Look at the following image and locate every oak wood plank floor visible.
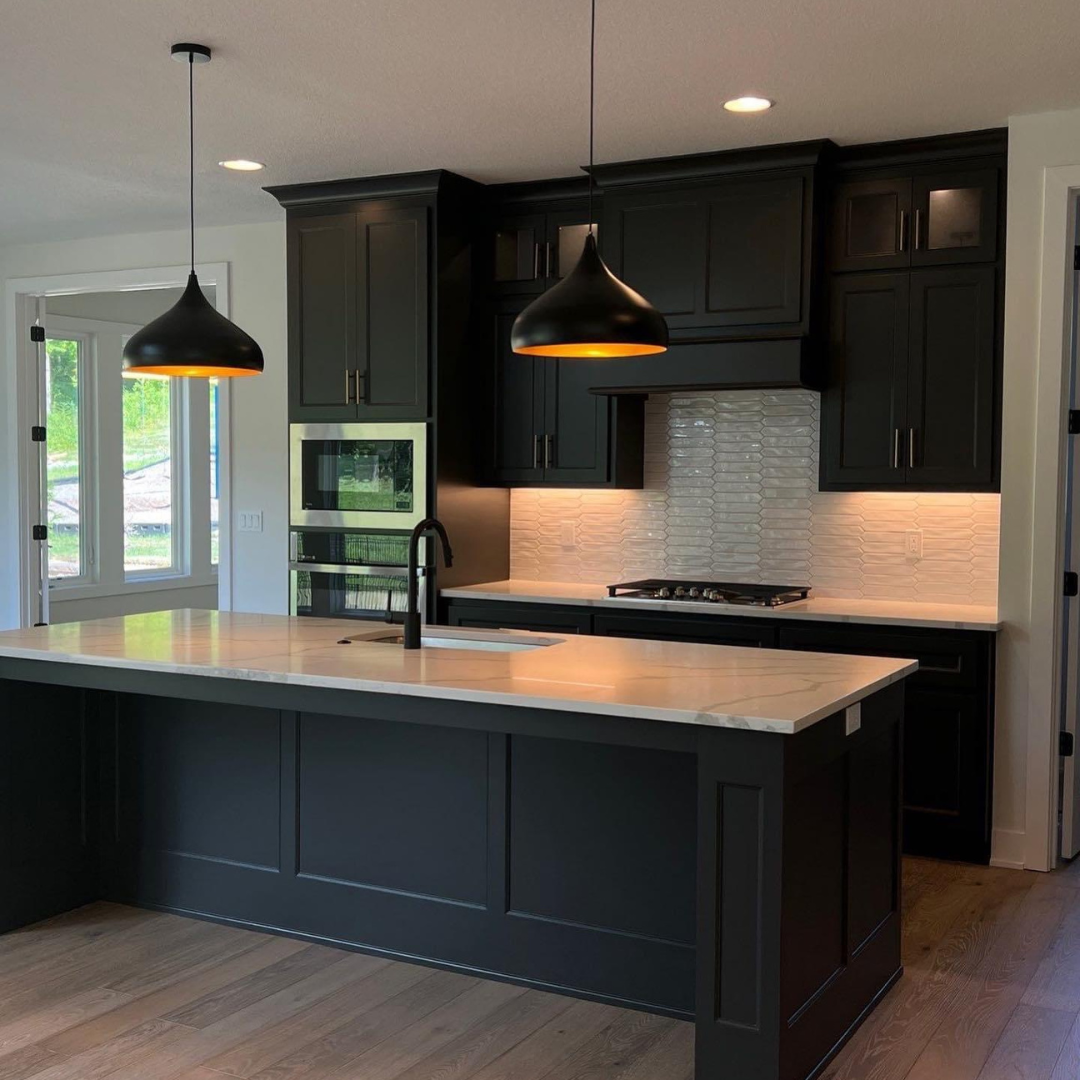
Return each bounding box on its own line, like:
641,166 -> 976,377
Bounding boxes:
2,858 -> 1079,1080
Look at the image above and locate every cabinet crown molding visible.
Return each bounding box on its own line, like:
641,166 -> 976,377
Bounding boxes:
266,169 -> 479,208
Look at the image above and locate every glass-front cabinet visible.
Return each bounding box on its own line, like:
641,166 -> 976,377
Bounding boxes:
831,168 -> 998,272
492,209 -> 599,294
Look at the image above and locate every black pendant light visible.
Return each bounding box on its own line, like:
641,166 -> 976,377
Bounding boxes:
511,0 -> 667,359
123,44 -> 263,378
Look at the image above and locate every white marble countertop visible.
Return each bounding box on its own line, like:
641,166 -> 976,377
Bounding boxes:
440,580 -> 1002,631
0,610 -> 916,735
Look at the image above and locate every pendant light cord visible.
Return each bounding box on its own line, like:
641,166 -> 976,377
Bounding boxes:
188,52 -> 195,274
587,0 -> 596,235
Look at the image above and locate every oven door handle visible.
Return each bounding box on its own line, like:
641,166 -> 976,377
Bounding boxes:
288,562 -> 428,576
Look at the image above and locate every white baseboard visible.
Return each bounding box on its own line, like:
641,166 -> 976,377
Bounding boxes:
990,827 -> 1028,870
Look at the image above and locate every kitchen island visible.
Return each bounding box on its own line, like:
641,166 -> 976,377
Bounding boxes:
0,610 -> 915,1080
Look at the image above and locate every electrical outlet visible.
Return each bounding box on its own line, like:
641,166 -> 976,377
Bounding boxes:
845,702 -> 862,736
905,529 -> 923,560
560,521 -> 576,547
238,511 -> 263,533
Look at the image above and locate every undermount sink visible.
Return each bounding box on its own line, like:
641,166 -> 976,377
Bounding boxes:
354,629 -> 564,653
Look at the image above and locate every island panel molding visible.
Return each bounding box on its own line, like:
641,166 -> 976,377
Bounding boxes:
0,610 -> 909,1080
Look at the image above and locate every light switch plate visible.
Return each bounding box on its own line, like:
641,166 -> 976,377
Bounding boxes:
845,701 -> 862,736
905,529 -> 923,560
238,511 -> 263,533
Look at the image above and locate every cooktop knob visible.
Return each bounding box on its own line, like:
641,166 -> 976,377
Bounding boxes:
674,586 -> 687,598
658,587 -> 672,599
689,587 -> 701,599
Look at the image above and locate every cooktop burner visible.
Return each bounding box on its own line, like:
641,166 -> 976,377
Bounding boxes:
606,580 -> 811,607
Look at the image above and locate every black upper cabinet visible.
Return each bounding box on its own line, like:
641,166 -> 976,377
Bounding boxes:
831,168 -> 999,272
821,267 -> 996,490
603,174 -> 810,340
906,267 -> 996,487
287,213 -> 358,422
283,200 -> 429,422
355,205 -> 428,419
822,273 -> 911,487
488,301 -> 643,488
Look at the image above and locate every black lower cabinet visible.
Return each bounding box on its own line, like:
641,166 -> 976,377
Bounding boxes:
440,597 -> 996,863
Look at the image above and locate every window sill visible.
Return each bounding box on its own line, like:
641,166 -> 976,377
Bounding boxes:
49,574 -> 219,602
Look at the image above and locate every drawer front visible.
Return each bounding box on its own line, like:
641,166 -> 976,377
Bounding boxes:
775,625 -> 982,691
443,602 -> 592,635
593,613 -> 777,649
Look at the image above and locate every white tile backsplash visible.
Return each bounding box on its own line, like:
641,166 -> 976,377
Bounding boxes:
510,390 -> 999,606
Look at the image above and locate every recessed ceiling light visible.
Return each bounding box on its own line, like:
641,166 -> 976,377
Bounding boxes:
723,96 -> 774,114
218,159 -> 265,171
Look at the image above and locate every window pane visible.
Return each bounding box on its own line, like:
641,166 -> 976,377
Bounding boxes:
45,338 -> 82,579
123,373 -> 173,572
210,378 -> 220,566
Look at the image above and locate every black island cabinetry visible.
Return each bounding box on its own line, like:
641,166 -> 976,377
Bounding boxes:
0,625 -> 908,1080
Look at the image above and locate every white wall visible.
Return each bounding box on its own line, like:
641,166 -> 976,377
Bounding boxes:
996,106 -> 1080,869
0,220 -> 288,628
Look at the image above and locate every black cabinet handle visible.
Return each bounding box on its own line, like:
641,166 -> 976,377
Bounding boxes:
344,369 -> 352,404
899,210 -> 909,253
544,434 -> 553,470
533,435 -> 541,470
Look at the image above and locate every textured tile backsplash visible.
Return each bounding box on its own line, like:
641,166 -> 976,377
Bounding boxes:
510,390 -> 999,606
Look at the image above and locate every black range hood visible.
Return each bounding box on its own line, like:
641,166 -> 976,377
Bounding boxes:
586,337 -> 822,395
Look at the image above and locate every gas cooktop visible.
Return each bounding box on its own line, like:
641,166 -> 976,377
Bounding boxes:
606,580 -> 811,607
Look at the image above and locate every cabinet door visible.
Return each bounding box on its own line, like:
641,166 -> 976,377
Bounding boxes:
912,169 -> 999,266
444,603 -> 592,634
830,179 -> 912,273
492,213 -> 547,296
593,613 -> 777,648
287,213 -> 357,422
906,267 -> 996,489
542,359 -> 611,485
356,205 -> 429,419
820,273 -> 910,488
604,190 -> 705,327
702,177 -> 805,330
491,307 -> 545,484
902,689 -> 991,863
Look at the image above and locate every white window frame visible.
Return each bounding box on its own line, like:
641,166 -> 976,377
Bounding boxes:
43,329 -> 96,587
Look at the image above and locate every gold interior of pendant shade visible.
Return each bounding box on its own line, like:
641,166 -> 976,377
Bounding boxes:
127,364 -> 263,378
513,342 -> 668,358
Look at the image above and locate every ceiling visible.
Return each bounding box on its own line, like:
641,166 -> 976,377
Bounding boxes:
3,0 -> 1080,245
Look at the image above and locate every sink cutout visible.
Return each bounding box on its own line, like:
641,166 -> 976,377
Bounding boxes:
355,630 -> 563,653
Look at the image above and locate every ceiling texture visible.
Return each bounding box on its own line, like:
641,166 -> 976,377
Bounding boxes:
3,0 -> 1080,245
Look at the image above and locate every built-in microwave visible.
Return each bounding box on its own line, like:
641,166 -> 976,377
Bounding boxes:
289,422 -> 428,531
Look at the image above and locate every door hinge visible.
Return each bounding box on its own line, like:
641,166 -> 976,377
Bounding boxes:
32,525 -> 47,541
1070,410 -> 1080,435
29,324 -> 45,343
1066,571 -> 1079,597
1062,731 -> 1075,757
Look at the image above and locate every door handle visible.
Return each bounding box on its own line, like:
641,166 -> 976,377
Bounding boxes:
914,209 -> 923,250
344,369 -> 352,404
533,243 -> 542,281
909,428 -> 917,469
533,434 -> 541,470
892,428 -> 902,470
544,434 -> 553,470
899,210 -> 909,253
354,369 -> 366,403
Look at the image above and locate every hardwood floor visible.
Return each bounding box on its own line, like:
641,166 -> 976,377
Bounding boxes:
0,859 -> 1077,1080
